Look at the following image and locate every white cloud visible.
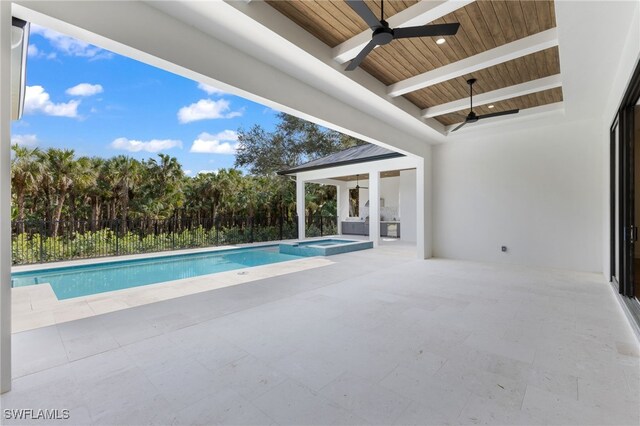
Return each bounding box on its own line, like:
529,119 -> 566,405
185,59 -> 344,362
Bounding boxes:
66,83 -> 104,97
184,170 -> 193,177
30,24 -> 113,60
190,130 -> 238,155
197,169 -> 219,175
11,134 -> 38,147
197,82 -> 226,96
24,86 -> 80,118
27,44 -> 56,60
210,129 -> 238,141
110,137 -> 182,153
27,44 -> 39,57
177,99 -> 242,124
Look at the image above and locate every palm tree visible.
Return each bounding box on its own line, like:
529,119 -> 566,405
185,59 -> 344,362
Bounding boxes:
84,157 -> 108,230
111,155 -> 141,232
67,156 -> 96,230
143,154 -> 184,220
43,149 -> 77,237
9,146 -> 340,244
11,145 -> 43,232
216,168 -> 243,224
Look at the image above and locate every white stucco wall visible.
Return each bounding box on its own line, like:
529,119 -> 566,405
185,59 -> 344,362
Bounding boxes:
380,176 -> 400,217
400,170 -> 417,243
432,118 -> 603,272
358,186 -> 368,219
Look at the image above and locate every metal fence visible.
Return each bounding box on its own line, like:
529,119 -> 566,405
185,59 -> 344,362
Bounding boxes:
11,214 -> 338,265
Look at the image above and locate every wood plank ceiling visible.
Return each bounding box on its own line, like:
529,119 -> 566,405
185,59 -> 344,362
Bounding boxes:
267,0 -> 562,129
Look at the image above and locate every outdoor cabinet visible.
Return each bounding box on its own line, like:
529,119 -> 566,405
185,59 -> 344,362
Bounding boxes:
380,222 -> 400,238
342,221 -> 400,237
341,221 -> 369,236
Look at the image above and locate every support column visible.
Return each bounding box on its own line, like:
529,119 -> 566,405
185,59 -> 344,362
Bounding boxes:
369,171 -> 380,247
336,183 -> 349,235
336,185 -> 341,235
296,177 -> 305,240
416,150 -> 432,259
1,0 -> 12,394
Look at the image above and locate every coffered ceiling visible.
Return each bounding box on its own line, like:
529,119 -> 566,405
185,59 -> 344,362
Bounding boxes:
267,0 -> 563,131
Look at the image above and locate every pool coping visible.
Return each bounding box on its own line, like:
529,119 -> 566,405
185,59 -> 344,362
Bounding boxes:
12,255 -> 335,333
11,236 -> 381,333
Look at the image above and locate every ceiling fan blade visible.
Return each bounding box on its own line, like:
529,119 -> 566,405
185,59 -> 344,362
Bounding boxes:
450,120 -> 468,132
393,23 -> 460,39
345,39 -> 377,71
477,109 -> 520,120
345,0 -> 382,29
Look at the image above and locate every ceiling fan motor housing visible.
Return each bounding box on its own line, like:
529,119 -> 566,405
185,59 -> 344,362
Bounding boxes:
373,26 -> 394,45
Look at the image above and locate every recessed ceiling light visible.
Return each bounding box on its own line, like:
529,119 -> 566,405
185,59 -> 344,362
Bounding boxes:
436,38 -> 446,45
488,104 -> 495,109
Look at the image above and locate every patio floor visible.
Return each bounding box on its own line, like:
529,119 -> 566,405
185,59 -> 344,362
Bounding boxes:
2,243 -> 639,425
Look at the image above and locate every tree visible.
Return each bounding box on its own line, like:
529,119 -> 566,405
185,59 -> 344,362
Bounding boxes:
67,156 -> 95,228
43,148 -> 78,237
85,157 -> 108,229
9,112 -> 357,237
10,145 -> 43,231
235,112 -> 364,175
137,154 -> 184,221
110,155 -> 141,231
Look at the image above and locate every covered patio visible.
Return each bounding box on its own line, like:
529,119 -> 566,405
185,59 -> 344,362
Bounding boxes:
0,0 -> 639,424
278,144 -> 422,255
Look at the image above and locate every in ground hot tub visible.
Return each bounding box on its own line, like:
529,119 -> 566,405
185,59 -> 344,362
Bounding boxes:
279,238 -> 373,256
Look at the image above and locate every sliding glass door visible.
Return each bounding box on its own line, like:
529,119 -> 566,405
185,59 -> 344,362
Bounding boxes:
611,59 -> 640,324
611,119 -> 620,285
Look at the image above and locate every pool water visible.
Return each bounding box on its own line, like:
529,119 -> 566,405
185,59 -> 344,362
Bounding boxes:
12,246 -> 302,300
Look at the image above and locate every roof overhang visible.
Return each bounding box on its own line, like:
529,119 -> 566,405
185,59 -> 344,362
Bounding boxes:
11,17 -> 29,121
277,150 -> 405,176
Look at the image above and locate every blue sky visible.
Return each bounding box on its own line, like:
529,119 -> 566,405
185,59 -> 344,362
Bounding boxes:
11,24 -> 280,176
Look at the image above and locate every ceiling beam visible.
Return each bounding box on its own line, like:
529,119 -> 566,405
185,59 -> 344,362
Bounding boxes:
444,102 -> 564,133
422,74 -> 562,118
332,0 -> 474,64
388,28 -> 559,97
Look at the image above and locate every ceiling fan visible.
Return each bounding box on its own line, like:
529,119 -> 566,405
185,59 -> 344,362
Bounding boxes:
451,78 -> 520,132
355,174 -> 368,190
345,0 -> 460,71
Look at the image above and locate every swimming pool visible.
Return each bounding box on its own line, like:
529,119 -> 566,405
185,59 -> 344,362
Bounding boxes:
12,246 -> 302,300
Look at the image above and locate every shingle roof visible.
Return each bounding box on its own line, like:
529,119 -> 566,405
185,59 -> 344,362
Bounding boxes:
277,144 -> 404,175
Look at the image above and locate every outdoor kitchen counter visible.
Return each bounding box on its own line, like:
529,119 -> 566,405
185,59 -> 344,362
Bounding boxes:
341,221 -> 400,237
